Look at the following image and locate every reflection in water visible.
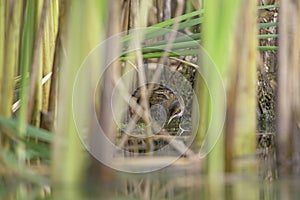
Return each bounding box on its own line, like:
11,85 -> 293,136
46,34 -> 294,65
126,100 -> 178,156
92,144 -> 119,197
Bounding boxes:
1,167 -> 300,199
79,166 -> 300,200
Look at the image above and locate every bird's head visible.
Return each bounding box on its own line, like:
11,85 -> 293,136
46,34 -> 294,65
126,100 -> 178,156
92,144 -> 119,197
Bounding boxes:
167,99 -> 184,125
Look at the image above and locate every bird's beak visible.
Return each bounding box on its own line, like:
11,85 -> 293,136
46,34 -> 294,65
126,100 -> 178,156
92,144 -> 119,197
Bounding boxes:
167,114 -> 178,125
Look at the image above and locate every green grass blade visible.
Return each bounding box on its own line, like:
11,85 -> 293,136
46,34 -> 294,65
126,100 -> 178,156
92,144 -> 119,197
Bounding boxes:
121,49 -> 200,60
258,4 -> 279,10
258,46 -> 278,51
152,9 -> 204,28
259,22 -> 278,28
143,33 -> 201,48
258,34 -> 278,39
25,140 -> 50,160
0,116 -> 52,142
141,40 -> 200,54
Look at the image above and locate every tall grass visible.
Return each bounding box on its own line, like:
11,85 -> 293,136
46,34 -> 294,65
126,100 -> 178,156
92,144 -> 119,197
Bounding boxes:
0,1 -> 56,198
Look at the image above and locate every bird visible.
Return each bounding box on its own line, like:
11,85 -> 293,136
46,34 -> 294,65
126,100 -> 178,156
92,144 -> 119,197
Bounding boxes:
128,83 -> 185,133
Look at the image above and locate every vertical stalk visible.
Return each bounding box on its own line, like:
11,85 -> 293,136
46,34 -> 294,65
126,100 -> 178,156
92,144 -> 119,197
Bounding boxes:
6,1 -> 28,198
0,0 -> 6,149
202,0 -> 241,199
41,6 -> 51,113
1,0 -> 22,118
1,0 -> 22,151
17,0 -> 35,163
52,0 -> 104,199
26,0 -> 48,123
277,0 -> 300,174
0,1 -> 4,103
225,1 -> 257,172
90,0 -> 121,184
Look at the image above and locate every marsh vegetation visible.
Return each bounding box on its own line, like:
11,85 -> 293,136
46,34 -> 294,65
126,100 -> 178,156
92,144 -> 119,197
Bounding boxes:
0,0 -> 300,199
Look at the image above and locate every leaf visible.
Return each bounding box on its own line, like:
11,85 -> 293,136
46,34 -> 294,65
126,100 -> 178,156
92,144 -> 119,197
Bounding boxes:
0,116 -> 52,142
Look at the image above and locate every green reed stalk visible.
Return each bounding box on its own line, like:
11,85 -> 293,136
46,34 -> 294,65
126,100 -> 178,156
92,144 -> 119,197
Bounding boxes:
51,1 -> 104,199
201,0 -> 241,199
17,0 -> 35,165
0,0 -> 22,154
1,1 -> 22,119
0,1 -> 4,103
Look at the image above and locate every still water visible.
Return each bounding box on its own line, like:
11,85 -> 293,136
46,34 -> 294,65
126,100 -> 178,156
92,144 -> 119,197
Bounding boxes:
51,163 -> 300,200
1,158 -> 300,199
